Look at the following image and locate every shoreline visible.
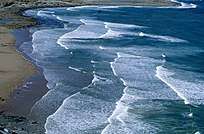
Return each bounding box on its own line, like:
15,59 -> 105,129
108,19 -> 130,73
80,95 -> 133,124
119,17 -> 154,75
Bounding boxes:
2,28 -> 49,117
0,0 -> 179,112
0,0 -> 179,133
0,26 -> 36,107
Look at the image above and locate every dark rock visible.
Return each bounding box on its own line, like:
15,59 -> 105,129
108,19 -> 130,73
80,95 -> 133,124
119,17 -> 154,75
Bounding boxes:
4,2 -> 15,7
14,116 -> 26,122
31,121 -> 38,124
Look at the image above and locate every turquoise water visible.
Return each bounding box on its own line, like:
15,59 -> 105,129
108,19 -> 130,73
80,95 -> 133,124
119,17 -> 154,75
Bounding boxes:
21,1 -> 204,133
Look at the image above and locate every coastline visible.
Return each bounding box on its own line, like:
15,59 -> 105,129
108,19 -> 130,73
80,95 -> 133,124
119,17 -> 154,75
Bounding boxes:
0,26 -> 36,106
0,0 -> 178,111
0,0 -> 180,133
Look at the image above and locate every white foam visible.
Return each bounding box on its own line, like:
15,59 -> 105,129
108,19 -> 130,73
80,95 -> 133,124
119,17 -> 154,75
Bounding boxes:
108,54 -> 137,129
137,32 -> 188,43
91,60 -> 98,63
68,66 -> 82,72
110,62 -> 117,76
102,21 -> 144,39
156,66 -> 204,105
180,2 -> 197,8
171,0 -> 197,8
120,78 -> 128,87
99,46 -> 106,50
66,4 -> 197,14
100,28 -> 122,38
110,52 -> 144,77
80,19 -> 102,25
188,112 -> 193,117
138,32 -> 145,37
98,6 -> 121,9
58,19 -> 105,40
37,10 -> 55,17
101,85 -> 129,134
110,53 -> 121,77
57,19 -> 105,49
100,21 -> 145,39
57,18 -> 144,45
56,38 -> 69,49
103,53 -> 164,134
45,92 -> 114,134
156,66 -> 189,104
194,131 -> 201,134
66,6 -> 98,11
117,52 -> 143,58
105,22 -> 145,29
92,73 -> 109,84
92,74 -> 100,84
162,53 -> 166,58
56,16 -> 64,21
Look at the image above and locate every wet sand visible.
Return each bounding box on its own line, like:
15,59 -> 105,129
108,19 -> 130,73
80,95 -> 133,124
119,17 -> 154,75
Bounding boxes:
0,28 -> 48,134
0,27 -> 36,107
0,0 -> 178,114
0,0 -> 179,133
1,28 -> 49,116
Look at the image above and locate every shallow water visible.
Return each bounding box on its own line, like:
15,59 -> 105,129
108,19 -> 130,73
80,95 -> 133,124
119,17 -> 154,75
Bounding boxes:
20,1 -> 204,133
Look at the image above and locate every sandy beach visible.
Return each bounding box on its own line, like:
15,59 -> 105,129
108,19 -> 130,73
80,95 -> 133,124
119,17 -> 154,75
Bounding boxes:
0,26 -> 36,106
0,0 -> 180,133
0,0 -> 178,112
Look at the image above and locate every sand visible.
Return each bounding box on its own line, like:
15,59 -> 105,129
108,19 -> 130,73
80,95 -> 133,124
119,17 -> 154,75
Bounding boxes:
0,0 -> 179,133
0,0 -> 178,107
0,26 -> 36,106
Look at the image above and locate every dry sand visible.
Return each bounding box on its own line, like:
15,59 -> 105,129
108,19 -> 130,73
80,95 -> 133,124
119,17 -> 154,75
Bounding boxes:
0,0 -> 178,106
0,0 -> 179,133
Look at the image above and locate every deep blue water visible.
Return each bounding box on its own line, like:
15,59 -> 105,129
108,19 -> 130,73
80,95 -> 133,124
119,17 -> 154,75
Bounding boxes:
20,1 -> 204,133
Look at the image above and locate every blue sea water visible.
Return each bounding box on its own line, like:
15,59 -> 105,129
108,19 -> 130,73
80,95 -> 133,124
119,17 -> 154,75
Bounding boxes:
20,1 -> 204,133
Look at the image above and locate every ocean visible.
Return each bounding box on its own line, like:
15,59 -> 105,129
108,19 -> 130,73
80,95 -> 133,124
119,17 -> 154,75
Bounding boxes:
19,0 -> 204,133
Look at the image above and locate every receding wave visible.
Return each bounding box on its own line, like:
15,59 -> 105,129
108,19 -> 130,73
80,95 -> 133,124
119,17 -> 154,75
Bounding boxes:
156,66 -> 204,105
37,10 -> 55,17
103,52 -> 180,133
66,3 -> 197,11
137,32 -> 188,43
56,19 -> 145,49
26,6 -> 202,134
67,5 -> 99,11
171,0 -> 197,8
68,66 -> 83,72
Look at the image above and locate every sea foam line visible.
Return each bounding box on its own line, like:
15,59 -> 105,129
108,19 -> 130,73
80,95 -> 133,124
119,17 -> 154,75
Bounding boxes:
56,19 -> 85,49
102,52 -> 149,133
37,10 -> 55,17
102,52 -> 132,133
155,65 -> 190,105
45,92 -> 81,133
56,38 -> 69,49
138,32 -> 188,43
110,53 -> 121,77
66,2 -> 197,12
57,18 -> 145,45
68,66 -> 83,72
67,6 -> 98,11
44,59 -> 105,133
171,0 -> 197,9
44,60 -> 103,132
